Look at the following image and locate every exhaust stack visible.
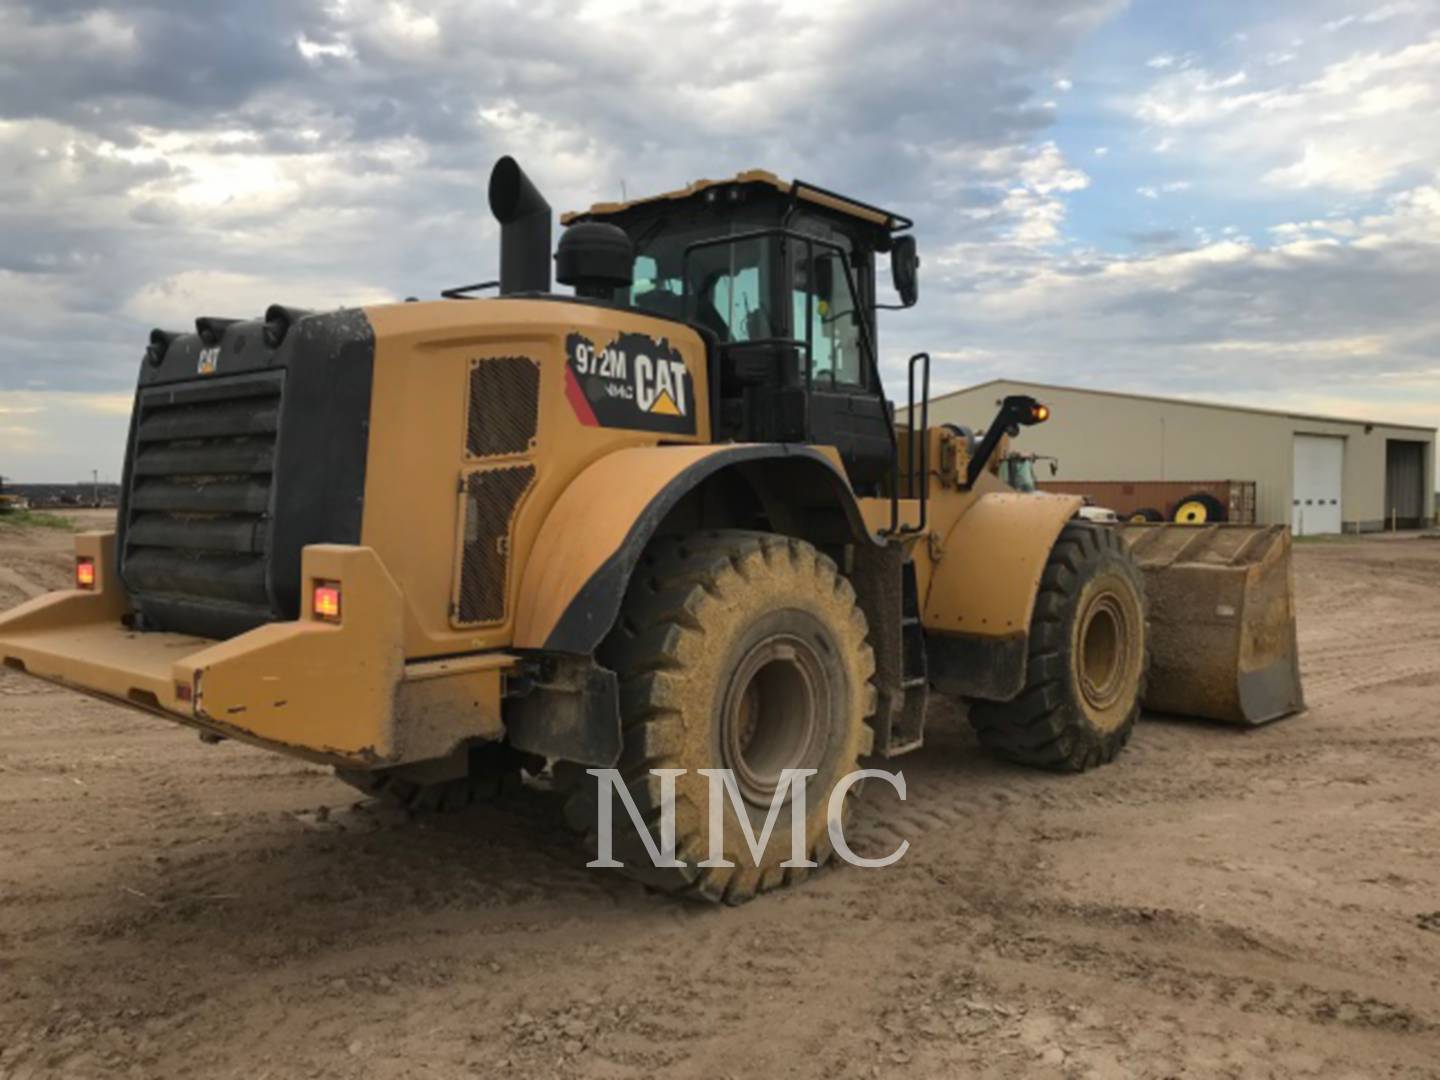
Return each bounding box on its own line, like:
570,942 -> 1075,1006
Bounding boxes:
488,156 -> 552,295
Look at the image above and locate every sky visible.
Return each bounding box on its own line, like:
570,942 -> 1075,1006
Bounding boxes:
1,0 -> 1438,481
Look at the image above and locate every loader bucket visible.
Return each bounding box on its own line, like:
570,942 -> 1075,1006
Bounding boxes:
1117,524 -> 1304,726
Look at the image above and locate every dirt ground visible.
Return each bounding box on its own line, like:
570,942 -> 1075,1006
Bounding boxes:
2,514 -> 1439,1079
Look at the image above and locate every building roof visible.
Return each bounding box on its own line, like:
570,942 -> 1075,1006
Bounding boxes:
562,169 -> 909,230
926,379 -> 1436,435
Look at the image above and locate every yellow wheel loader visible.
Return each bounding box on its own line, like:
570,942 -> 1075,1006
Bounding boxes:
0,158 -> 1303,903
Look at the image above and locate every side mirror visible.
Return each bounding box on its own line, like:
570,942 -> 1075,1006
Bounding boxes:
891,236 -> 919,308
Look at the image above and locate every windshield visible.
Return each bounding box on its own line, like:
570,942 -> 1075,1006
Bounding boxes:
1005,458 -> 1037,493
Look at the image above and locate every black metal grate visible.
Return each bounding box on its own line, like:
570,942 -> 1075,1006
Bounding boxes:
467,356 -> 539,457
121,372 -> 283,632
456,465 -> 535,624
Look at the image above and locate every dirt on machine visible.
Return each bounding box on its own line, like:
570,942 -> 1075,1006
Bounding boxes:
0,156 -> 1304,903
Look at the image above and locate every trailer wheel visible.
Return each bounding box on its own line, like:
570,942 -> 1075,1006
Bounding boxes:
565,530 -> 875,904
1173,492 -> 1227,524
968,522 -> 1147,772
336,743 -> 538,812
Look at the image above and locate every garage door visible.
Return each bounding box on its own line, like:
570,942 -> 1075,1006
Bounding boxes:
1292,434 -> 1343,535
1385,439 -> 1427,528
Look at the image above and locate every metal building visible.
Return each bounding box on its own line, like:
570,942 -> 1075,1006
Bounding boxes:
921,380 -> 1436,535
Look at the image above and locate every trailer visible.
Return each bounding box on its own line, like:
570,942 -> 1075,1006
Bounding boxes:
1038,479 -> 1257,525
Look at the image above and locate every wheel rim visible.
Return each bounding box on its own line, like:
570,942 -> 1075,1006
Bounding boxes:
1078,592 -> 1129,715
720,633 -> 830,808
1128,512 -> 1149,523
1175,500 -> 1208,524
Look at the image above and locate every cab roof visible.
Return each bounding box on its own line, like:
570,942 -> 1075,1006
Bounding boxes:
561,169 -> 912,232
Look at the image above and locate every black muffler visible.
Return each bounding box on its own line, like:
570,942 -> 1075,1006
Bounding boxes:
488,156 -> 552,295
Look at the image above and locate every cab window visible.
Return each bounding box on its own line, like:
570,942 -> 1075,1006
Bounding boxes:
626,229 -> 782,344
793,248 -> 864,386
687,236 -> 778,343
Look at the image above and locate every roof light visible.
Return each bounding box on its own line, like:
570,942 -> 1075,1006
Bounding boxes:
76,557 -> 96,590
313,582 -> 342,622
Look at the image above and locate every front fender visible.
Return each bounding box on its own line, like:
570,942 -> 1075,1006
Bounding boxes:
511,443 -> 869,654
923,491 -> 1082,702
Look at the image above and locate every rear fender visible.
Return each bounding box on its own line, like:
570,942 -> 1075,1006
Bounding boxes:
511,444 -> 873,655
923,491 -> 1082,702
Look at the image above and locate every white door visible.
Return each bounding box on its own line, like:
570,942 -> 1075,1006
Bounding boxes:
1292,435 -> 1343,535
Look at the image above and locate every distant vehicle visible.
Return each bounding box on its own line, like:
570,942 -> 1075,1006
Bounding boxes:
998,453 -> 1119,523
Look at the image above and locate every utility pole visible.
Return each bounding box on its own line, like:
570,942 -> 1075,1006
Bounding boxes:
92,469 -> 99,508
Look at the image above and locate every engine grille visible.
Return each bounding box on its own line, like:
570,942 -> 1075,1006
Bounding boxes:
455,465 -> 535,625
121,372 -> 284,632
467,356 -> 539,458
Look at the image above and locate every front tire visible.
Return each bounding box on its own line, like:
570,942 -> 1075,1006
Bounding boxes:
566,530 -> 876,904
968,522 -> 1147,772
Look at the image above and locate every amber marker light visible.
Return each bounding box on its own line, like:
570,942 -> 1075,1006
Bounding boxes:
75,557 -> 96,590
1033,403 -> 1051,423
313,582 -> 342,622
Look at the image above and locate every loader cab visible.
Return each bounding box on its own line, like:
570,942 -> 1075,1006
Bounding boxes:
563,172 -> 916,493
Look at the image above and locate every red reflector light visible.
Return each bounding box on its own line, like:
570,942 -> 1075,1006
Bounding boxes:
175,682 -> 193,702
75,557 -> 96,590
313,582 -> 342,622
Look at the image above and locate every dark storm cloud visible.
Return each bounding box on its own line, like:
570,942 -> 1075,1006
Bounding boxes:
0,0 -> 327,127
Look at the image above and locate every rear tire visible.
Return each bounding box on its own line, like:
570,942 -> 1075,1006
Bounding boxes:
968,522 -> 1147,772
565,530 -> 875,904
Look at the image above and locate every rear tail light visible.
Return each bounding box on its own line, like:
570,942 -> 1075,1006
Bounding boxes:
75,557 -> 96,590
313,582 -> 342,622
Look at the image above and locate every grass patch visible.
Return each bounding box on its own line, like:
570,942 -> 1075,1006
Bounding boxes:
0,509 -> 78,531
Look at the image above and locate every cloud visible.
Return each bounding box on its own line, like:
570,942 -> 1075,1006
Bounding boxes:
0,392 -> 133,480
0,0 -> 1436,480
1134,32 -> 1440,195
1135,180 -> 1190,199
913,172 -> 1440,437
1325,2 -> 1424,31
0,0 -> 1134,475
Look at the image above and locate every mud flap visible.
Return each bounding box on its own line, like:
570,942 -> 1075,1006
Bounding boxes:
505,657 -> 622,767
1119,524 -> 1305,725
